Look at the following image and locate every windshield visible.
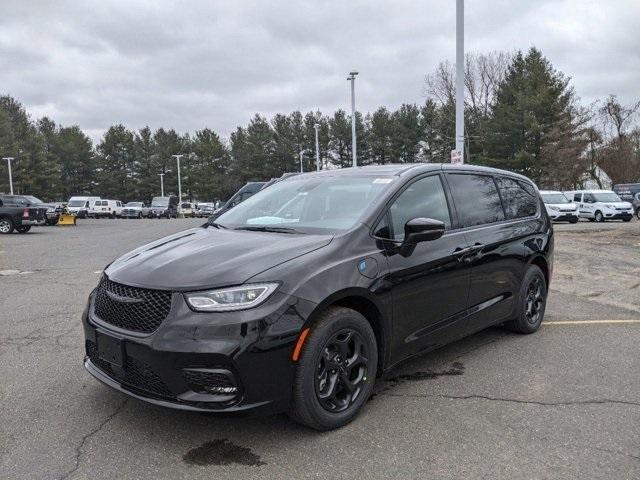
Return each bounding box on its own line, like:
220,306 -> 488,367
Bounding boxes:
215,175 -> 394,233
592,192 -> 622,202
126,202 -> 143,207
541,193 -> 569,204
151,197 -> 169,207
23,195 -> 44,204
68,200 -> 86,207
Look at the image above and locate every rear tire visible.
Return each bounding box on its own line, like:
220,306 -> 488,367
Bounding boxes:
289,306 -> 377,431
16,225 -> 31,233
636,209 -> 640,220
0,217 -> 15,234
504,264 -> 547,334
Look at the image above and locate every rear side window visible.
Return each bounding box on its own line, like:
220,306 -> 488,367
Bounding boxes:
573,193 -> 581,202
496,177 -> 538,219
387,175 -> 451,240
447,174 -> 505,227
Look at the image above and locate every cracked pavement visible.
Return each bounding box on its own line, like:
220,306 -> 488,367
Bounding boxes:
1,219 -> 639,479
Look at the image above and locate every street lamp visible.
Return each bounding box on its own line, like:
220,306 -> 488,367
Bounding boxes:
171,154 -> 184,217
454,0 -> 465,163
314,123 -> 321,171
157,173 -> 165,197
2,157 -> 14,195
347,71 -> 358,167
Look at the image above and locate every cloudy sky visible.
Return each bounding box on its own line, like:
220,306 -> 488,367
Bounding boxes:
2,0 -> 639,142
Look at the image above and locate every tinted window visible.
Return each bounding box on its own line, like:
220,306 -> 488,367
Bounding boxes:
573,193 -> 581,202
447,174 -> 505,227
496,177 -> 538,219
388,175 -> 451,241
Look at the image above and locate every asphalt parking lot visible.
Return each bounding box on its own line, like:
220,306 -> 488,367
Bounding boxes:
1,219 -> 639,479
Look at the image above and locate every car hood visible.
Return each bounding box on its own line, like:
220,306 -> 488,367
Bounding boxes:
105,227 -> 333,291
605,202 -> 633,208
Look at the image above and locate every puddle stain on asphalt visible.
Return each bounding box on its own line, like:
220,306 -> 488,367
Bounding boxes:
370,362 -> 465,401
183,439 -> 266,467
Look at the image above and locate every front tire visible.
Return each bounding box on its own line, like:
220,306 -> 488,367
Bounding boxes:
504,264 -> 547,334
289,306 -> 377,431
569,218 -> 578,224
594,210 -> 604,222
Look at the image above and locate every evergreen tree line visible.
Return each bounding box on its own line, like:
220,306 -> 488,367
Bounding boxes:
1,47 -> 638,203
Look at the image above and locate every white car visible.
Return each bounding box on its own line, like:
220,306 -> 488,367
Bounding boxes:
67,196 -> 101,218
564,190 -> 633,222
90,199 -> 123,218
539,190 -> 579,223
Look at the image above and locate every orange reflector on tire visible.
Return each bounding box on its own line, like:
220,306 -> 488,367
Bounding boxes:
292,328 -> 310,362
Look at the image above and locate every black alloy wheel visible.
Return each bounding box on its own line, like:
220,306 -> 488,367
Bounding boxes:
504,264 -> 547,334
290,306 -> 377,431
524,275 -> 544,326
315,329 -> 369,413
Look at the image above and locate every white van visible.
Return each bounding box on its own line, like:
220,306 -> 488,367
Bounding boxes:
67,196 -> 100,218
90,199 -> 124,218
539,190 -> 579,223
564,190 -> 633,222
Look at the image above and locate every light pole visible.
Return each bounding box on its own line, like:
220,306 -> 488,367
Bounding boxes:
2,157 -> 14,195
314,123 -> 321,171
455,0 -> 465,163
347,71 -> 358,167
172,154 -> 184,217
157,173 -> 165,197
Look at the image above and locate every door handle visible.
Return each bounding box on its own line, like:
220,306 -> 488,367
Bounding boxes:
453,243 -> 484,261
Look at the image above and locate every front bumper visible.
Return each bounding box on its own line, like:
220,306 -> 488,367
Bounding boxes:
549,212 -> 579,221
604,211 -> 633,220
82,288 -> 315,415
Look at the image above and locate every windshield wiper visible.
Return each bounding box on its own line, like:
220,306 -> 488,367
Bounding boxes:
234,225 -> 302,234
207,220 -> 228,229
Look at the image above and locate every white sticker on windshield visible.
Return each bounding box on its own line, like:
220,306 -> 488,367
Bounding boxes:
373,178 -> 393,184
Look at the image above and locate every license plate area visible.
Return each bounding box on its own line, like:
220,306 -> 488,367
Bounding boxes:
96,332 -> 124,367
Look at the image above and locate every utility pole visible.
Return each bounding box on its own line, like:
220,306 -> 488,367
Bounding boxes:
455,0 -> 465,163
2,157 -> 14,195
347,71 -> 358,167
172,154 -> 184,217
157,173 -> 165,197
314,123 -> 321,171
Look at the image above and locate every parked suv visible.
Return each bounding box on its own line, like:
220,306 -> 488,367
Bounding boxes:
564,190 -> 633,222
83,164 -> 552,430
539,190 -> 579,223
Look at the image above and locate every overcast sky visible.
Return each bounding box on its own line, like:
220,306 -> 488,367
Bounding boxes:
1,0 -> 639,143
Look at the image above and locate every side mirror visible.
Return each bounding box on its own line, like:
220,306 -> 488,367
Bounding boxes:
399,218 -> 446,257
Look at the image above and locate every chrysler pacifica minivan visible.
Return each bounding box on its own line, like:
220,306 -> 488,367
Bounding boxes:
83,164 -> 553,430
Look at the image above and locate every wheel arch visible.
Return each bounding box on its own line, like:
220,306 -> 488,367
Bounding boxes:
304,288 -> 389,376
529,255 -> 549,287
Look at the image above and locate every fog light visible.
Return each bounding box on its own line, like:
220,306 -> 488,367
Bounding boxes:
182,368 -> 240,398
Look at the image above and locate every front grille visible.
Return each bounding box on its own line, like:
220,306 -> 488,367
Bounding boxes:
86,340 -> 175,399
93,276 -> 172,334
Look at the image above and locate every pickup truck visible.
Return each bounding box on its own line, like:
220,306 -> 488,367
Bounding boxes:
0,195 -> 47,233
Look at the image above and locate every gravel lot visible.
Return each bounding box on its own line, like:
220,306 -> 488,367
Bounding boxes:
1,218 -> 639,479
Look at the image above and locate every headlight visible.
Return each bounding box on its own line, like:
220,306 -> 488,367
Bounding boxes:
548,206 -> 559,211
47,207 -> 55,213
605,204 -> 615,209
184,283 -> 279,312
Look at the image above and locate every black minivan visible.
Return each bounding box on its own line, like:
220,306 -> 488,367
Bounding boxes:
83,164 -> 553,430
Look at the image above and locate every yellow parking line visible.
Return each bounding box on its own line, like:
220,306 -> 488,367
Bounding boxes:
543,319 -> 640,325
